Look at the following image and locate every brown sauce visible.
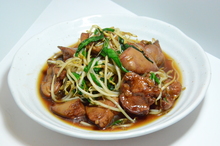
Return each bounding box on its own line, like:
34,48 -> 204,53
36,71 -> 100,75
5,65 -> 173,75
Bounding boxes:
37,51 -> 182,131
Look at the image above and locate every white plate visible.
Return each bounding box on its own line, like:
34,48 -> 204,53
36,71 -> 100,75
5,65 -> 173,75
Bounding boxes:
8,15 -> 211,140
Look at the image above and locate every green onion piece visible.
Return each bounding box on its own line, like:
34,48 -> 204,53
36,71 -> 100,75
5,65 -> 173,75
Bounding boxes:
102,28 -> 115,32
111,119 -> 123,126
72,72 -> 87,94
94,28 -> 101,35
84,58 -> 95,73
90,73 -> 101,87
111,119 -> 128,126
82,48 -> 87,57
84,98 -> 91,103
77,80 -> 87,95
72,72 -> 81,80
163,97 -> 168,102
118,36 -> 126,51
102,47 -> 129,73
75,33 -> 104,57
103,37 -> 109,49
72,72 -> 86,86
93,61 -> 103,73
107,77 -> 115,91
118,36 -> 124,44
150,72 -> 160,84
93,63 -> 102,73
81,79 -> 87,90
101,39 -> 129,73
108,84 -> 115,91
101,47 -> 129,73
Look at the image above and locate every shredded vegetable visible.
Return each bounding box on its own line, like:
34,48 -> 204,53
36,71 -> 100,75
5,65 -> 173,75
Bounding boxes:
41,25 -> 182,130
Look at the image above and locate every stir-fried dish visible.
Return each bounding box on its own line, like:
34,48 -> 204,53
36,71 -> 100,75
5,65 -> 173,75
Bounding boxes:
39,25 -> 182,130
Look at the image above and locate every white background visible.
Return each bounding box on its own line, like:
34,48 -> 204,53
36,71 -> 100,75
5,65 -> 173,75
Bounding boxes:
1,0 -> 220,61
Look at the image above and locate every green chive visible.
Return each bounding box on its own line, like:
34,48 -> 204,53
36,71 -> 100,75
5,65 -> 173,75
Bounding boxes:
75,33 -> 104,57
100,39 -> 129,73
102,28 -> 115,32
84,58 -> 95,73
150,72 -> 160,84
90,73 -> 101,87
72,72 -> 81,80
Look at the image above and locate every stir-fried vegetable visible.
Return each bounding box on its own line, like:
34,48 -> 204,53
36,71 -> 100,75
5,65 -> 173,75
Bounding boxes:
42,25 -> 181,130
75,33 -> 104,57
100,44 -> 129,73
150,72 -> 160,84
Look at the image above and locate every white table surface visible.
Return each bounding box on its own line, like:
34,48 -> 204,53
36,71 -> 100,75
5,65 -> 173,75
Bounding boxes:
1,0 -> 220,145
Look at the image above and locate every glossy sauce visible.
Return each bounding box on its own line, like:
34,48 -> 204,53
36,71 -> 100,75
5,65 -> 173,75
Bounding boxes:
37,52 -> 182,131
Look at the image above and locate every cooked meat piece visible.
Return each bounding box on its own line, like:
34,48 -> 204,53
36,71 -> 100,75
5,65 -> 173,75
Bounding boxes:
80,33 -> 89,42
140,40 -> 165,67
161,80 -> 182,110
92,45 -> 102,54
86,99 -> 118,128
53,66 -> 66,79
120,47 -> 158,74
86,106 -> 114,128
58,46 -> 77,61
119,72 -> 160,116
41,66 -> 53,97
167,80 -> 182,97
41,64 -> 66,97
51,99 -> 86,119
101,98 -> 119,115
